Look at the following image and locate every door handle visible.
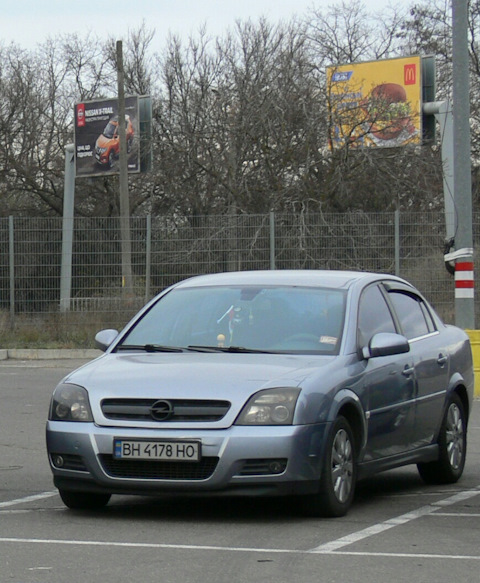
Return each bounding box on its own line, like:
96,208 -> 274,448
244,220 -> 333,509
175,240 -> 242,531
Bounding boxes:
402,365 -> 415,377
437,354 -> 448,366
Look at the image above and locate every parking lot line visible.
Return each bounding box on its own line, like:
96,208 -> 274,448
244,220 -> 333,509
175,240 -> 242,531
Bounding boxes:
0,492 -> 57,508
1,487 -> 479,562
311,485 -> 480,553
0,537 -> 479,562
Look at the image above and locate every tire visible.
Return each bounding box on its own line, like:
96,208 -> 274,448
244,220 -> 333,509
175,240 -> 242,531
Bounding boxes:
59,489 -> 111,510
301,416 -> 357,518
417,393 -> 467,485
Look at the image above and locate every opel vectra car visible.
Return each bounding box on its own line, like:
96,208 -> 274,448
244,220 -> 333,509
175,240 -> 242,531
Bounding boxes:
46,270 -> 474,517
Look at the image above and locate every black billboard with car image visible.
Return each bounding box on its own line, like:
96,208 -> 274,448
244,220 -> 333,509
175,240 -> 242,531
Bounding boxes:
74,96 -> 140,177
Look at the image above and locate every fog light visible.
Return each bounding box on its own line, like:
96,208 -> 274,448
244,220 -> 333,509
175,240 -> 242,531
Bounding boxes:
52,455 -> 64,468
268,461 -> 286,474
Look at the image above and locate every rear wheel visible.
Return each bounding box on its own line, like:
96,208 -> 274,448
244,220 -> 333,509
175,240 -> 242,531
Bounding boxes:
59,489 -> 111,510
301,416 -> 357,517
417,393 -> 466,484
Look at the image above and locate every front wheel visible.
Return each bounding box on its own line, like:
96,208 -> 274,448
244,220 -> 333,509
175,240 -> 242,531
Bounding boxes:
108,150 -> 116,168
301,416 -> 357,517
59,489 -> 111,510
417,393 -> 467,485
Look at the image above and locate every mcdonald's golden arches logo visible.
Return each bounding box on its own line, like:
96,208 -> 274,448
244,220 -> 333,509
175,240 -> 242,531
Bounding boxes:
404,64 -> 417,85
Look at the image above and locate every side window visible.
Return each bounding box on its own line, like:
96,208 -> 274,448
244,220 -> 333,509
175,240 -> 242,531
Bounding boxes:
388,291 -> 431,340
357,285 -> 396,347
420,302 -> 437,333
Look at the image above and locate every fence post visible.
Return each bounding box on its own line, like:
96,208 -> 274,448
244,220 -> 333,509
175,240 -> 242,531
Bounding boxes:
395,209 -> 400,276
9,216 -> 14,329
269,211 -> 276,270
145,214 -> 152,303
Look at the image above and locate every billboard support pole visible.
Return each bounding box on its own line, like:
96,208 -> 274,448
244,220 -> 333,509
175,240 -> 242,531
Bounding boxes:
60,143 -> 75,313
116,40 -> 134,299
452,0 -> 474,329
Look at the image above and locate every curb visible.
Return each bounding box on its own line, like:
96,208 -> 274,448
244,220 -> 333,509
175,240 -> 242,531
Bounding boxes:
0,348 -> 101,361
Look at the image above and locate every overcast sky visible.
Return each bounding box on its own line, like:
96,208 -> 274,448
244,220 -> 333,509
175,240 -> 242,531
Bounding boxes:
1,0 -> 410,52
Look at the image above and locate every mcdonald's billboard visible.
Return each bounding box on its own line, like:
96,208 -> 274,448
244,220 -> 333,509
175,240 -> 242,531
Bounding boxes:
327,55 -> 423,149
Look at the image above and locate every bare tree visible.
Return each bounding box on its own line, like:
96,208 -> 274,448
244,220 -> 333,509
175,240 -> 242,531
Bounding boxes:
0,0 -> 479,219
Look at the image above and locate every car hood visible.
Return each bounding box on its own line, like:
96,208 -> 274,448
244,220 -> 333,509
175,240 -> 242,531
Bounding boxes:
63,352 -> 335,428
96,134 -> 114,148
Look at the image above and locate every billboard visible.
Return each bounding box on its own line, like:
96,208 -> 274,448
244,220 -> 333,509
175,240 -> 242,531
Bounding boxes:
74,96 -> 140,177
327,56 -> 423,149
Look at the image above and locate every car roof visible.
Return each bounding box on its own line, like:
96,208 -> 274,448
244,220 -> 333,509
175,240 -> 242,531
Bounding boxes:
173,270 -> 409,291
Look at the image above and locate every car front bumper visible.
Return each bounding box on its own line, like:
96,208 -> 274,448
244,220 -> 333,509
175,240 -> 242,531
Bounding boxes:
46,421 -> 330,498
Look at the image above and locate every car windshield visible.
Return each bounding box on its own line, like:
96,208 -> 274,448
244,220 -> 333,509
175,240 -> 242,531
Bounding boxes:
118,285 -> 346,354
103,121 -> 117,138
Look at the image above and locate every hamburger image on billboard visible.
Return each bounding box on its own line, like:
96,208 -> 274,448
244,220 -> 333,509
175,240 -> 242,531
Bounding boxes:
74,96 -> 140,177
327,56 -> 422,149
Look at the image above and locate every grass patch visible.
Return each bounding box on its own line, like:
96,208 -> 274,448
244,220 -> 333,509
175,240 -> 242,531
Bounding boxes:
0,311 -> 130,349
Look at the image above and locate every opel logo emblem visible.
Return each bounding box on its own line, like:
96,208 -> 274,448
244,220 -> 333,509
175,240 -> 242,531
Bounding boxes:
150,400 -> 174,421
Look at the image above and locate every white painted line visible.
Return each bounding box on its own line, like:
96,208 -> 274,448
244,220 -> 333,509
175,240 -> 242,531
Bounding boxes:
0,538 -> 298,553
325,551 -> 480,560
0,537 -> 479,561
434,512 -> 480,517
311,486 -> 480,553
312,505 -> 437,552
1,486 -> 479,563
0,492 -> 57,508
434,488 -> 480,506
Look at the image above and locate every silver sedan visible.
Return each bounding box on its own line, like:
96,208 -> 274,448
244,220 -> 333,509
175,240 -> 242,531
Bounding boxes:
46,270 -> 474,517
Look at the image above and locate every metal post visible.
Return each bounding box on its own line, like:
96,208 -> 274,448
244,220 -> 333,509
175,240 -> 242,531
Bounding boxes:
60,143 -> 75,312
145,214 -> 151,303
269,211 -> 276,270
117,40 -> 134,298
394,209 -> 400,276
9,216 -> 14,328
452,0 -> 475,328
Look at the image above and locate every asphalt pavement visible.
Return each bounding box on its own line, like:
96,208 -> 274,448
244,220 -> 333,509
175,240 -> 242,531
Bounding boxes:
1,358 -> 479,583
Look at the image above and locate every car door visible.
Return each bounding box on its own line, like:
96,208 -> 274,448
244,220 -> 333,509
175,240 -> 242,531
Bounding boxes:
385,287 -> 448,448
357,284 -> 417,461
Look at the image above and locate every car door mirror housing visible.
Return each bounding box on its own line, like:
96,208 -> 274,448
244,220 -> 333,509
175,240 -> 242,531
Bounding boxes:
95,329 -> 119,352
363,332 -> 410,359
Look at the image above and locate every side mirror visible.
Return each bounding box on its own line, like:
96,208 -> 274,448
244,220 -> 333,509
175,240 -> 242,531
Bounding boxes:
362,332 -> 410,359
95,329 -> 119,352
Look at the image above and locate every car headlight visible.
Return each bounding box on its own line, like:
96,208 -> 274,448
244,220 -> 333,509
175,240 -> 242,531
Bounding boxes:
49,383 -> 93,422
235,388 -> 300,425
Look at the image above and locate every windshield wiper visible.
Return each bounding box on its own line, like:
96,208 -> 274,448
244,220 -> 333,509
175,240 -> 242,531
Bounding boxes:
117,344 -> 185,353
187,345 -> 273,354
117,344 -> 274,354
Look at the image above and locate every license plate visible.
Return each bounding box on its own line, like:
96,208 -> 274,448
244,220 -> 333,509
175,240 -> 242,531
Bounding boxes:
113,439 -> 201,462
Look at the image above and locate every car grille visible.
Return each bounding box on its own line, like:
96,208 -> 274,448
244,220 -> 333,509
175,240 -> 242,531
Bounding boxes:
101,399 -> 230,422
99,454 -> 219,480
